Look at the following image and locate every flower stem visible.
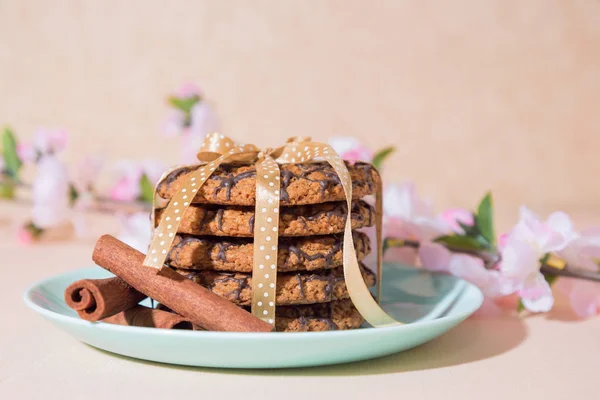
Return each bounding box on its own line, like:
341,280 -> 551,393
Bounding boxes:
541,264 -> 600,283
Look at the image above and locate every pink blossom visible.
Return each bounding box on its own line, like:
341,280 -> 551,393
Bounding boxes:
328,137 -> 373,163
16,144 -> 37,163
33,128 -> 68,154
556,278 -> 600,318
31,155 -> 70,228
440,208 -> 474,234
181,103 -> 220,164
110,176 -> 141,202
16,226 -> 35,245
376,183 -> 448,266
18,129 -> 69,163
500,207 -> 575,312
68,155 -> 104,237
383,246 -> 419,265
174,82 -> 202,98
163,110 -> 188,138
383,182 -> 449,242
117,212 -> 152,253
558,227 -> 600,272
498,233 -> 509,249
71,155 -> 104,195
109,159 -> 166,202
419,242 -> 512,297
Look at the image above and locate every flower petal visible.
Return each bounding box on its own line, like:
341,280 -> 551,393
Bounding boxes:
419,242 -> 451,272
545,211 -> 574,239
440,208 -> 474,234
500,238 -> 541,280
447,254 -> 489,289
31,155 -> 70,228
519,273 -> 554,313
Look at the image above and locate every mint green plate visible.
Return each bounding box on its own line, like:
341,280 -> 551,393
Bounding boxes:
24,264 -> 482,368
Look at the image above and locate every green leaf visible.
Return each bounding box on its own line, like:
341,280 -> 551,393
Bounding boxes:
435,235 -> 488,252
138,173 -> 154,204
542,271 -> 559,287
517,300 -> 525,313
168,96 -> 200,114
0,182 -> 15,199
2,127 -> 22,179
69,184 -> 79,206
371,146 -> 395,170
458,220 -> 478,236
476,192 -> 495,246
25,221 -> 45,239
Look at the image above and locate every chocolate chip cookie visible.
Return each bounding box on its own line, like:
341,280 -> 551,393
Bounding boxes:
176,263 -> 376,306
157,161 -> 380,206
274,299 -> 364,332
155,200 -> 374,237
166,232 -> 371,272
159,300 -> 365,332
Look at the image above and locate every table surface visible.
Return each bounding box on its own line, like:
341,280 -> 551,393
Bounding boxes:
1,202 -> 599,399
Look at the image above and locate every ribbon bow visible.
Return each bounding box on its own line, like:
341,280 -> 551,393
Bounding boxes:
144,133 -> 402,328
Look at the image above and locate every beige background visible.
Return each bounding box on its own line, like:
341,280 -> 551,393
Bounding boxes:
2,0 -> 600,224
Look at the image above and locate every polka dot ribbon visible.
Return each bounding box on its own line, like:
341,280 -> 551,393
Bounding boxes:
143,133 -> 403,328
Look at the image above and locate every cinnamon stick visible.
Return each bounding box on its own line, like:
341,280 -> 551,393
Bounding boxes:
92,235 -> 272,332
101,305 -> 194,330
65,277 -> 146,321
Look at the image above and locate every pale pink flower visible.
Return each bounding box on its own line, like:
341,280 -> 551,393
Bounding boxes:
328,137 -> 373,163
419,242 -> 512,297
16,226 -> 35,245
117,212 -> 152,253
68,155 -> 105,238
383,182 -> 449,242
109,165 -> 141,202
33,128 -> 68,154
109,159 -> 166,202
163,110 -> 188,138
180,103 -> 220,164
440,208 -> 474,234
71,155 -> 104,195
553,227 -> 600,317
500,207 -> 575,312
0,154 -> 5,171
16,144 -> 37,163
18,128 -> 69,163
556,278 -> 600,318
174,82 -> 202,98
31,155 -> 70,228
558,227 -> 600,272
376,183 -> 449,265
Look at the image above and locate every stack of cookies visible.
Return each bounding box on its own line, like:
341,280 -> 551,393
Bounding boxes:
155,161 -> 380,332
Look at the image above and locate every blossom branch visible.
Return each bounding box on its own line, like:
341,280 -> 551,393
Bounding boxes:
384,237 -> 600,283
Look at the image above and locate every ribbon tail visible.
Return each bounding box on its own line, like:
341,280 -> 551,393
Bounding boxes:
375,174 -> 383,303
315,144 -> 403,327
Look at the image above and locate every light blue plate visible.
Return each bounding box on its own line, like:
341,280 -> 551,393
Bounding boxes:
24,263 -> 482,368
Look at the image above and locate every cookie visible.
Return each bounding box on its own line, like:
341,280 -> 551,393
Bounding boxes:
155,200 -> 374,237
166,231 -> 371,272
157,161 -> 380,206
158,300 -> 364,332
274,299 -> 364,332
176,263 -> 376,306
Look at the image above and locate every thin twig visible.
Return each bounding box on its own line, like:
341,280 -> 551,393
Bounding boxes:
541,264 -> 600,283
